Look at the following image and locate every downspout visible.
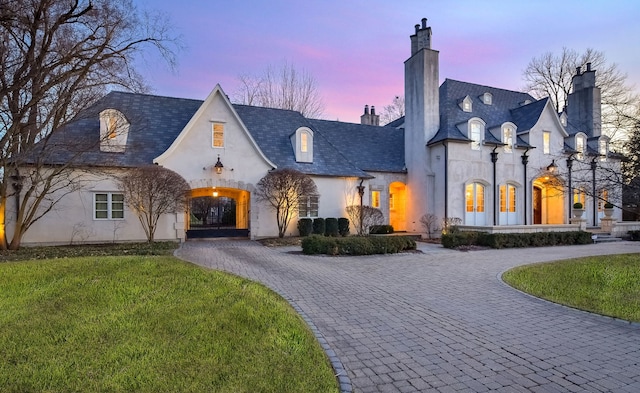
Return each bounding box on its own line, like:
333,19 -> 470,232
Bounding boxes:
490,146 -> 499,225
443,141 -> 448,222
521,149 -> 530,225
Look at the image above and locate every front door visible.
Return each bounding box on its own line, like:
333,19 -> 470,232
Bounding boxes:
465,183 -> 486,226
533,186 -> 542,224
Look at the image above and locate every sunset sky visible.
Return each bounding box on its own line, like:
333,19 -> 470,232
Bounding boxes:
133,0 -> 640,123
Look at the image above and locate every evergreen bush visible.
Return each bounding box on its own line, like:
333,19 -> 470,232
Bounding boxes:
312,218 -> 325,235
338,217 -> 350,237
325,218 -> 339,237
297,218 -> 313,237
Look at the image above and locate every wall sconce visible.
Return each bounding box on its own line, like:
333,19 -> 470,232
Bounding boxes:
214,155 -> 224,175
546,159 -> 558,173
213,190 -> 219,197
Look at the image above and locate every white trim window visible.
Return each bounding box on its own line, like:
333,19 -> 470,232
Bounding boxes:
576,134 -> 586,160
543,131 -> 550,155
212,123 -> 224,148
502,125 -> 514,153
599,138 -> 608,162
371,190 -> 380,208
94,192 -> 124,219
469,120 -> 483,150
298,195 -> 319,218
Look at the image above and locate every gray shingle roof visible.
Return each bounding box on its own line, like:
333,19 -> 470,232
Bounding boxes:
40,91 -> 404,177
428,79 -> 540,146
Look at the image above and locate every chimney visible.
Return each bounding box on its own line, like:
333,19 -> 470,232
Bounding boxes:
410,17 -> 432,55
567,65 -> 601,137
360,105 -> 380,126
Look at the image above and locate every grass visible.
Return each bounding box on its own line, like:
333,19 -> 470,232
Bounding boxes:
0,256 -> 339,393
502,254 -> 640,322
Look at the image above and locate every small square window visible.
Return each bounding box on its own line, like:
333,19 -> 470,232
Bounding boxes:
94,192 -> 125,220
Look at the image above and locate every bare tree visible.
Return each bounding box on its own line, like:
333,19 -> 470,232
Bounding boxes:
523,48 -> 639,142
255,168 -> 318,238
233,61 -> 325,118
345,205 -> 384,236
117,165 -> 189,242
419,213 -> 440,239
380,95 -> 405,125
0,0 -> 179,249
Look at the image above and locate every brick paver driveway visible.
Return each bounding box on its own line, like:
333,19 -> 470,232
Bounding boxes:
176,241 -> 640,392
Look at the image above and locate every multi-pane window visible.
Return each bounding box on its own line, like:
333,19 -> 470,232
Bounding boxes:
598,190 -> 609,212
389,193 -> 395,210
470,122 -> 482,150
543,131 -> 550,154
573,189 -> 586,206
503,126 -> 513,153
371,191 -> 380,208
466,183 -> 485,213
499,184 -> 516,213
599,139 -> 607,162
212,123 -> 224,148
298,196 -> 319,218
301,132 -> 308,152
94,193 -> 124,219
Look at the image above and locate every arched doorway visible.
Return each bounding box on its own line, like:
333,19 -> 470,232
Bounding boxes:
187,187 -> 250,238
389,182 -> 406,231
532,176 -> 565,224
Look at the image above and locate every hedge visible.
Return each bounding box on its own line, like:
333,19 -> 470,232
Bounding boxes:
629,230 -> 640,241
301,235 -> 416,255
369,224 -> 394,234
441,230 -> 592,249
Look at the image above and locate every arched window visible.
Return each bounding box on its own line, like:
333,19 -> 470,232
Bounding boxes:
292,127 -> 314,163
468,119 -> 484,150
599,138 -> 608,162
576,133 -> 586,160
502,123 -> 516,153
99,109 -> 129,152
465,182 -> 486,225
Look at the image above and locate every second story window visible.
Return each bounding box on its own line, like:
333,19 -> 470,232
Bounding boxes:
599,138 -> 608,162
469,120 -> 483,150
543,131 -> 550,154
212,123 -> 224,148
576,134 -> 586,160
502,125 -> 513,153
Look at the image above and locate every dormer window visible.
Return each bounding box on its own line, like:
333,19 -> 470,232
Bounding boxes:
481,92 -> 492,105
560,113 -> 567,126
576,133 -> 586,160
99,109 -> 129,152
292,127 -> 313,163
469,118 -> 484,150
502,123 -> 515,153
459,95 -> 473,112
599,138 -> 608,162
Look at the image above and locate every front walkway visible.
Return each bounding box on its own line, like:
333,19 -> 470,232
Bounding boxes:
176,240 -> 640,393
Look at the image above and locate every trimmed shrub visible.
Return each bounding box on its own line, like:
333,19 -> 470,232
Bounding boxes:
312,218 -> 325,235
442,230 -> 592,249
301,235 -> 416,255
628,230 -> 640,241
369,225 -> 394,234
297,218 -> 313,237
325,218 -> 339,237
338,217 -> 350,237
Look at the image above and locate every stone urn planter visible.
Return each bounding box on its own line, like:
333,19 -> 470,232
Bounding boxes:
604,206 -> 614,217
572,203 -> 584,218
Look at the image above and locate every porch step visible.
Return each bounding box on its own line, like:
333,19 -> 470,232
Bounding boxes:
589,232 -> 623,243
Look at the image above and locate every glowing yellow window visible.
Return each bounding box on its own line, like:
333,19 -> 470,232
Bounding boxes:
212,123 -> 224,148
371,191 -> 380,208
108,116 -> 117,139
301,132 -> 308,152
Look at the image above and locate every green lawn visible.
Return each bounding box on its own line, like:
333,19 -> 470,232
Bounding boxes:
0,256 -> 339,393
502,253 -> 640,322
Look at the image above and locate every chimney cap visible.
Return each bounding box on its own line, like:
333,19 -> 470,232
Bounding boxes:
421,18 -> 427,29
586,62 -> 592,72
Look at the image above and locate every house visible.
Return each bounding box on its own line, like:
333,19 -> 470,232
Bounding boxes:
7,18 -> 622,245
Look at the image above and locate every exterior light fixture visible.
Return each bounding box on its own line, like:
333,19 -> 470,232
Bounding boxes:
546,159 -> 558,173
214,155 -> 224,175
212,190 -> 219,197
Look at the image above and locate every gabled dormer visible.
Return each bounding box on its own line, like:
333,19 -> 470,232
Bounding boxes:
459,95 -> 473,112
291,127 -> 313,163
99,109 -> 129,152
480,92 -> 492,105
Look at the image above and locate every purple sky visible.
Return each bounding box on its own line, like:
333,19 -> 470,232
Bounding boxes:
133,0 -> 640,123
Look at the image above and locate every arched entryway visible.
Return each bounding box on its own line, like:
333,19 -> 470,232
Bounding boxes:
187,187 -> 250,238
389,182 -> 406,231
532,176 -> 565,224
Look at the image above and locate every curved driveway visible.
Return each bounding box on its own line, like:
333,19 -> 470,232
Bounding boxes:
176,241 -> 640,392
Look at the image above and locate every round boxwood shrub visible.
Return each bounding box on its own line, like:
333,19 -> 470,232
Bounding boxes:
325,218 -> 339,237
297,218 -> 313,237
